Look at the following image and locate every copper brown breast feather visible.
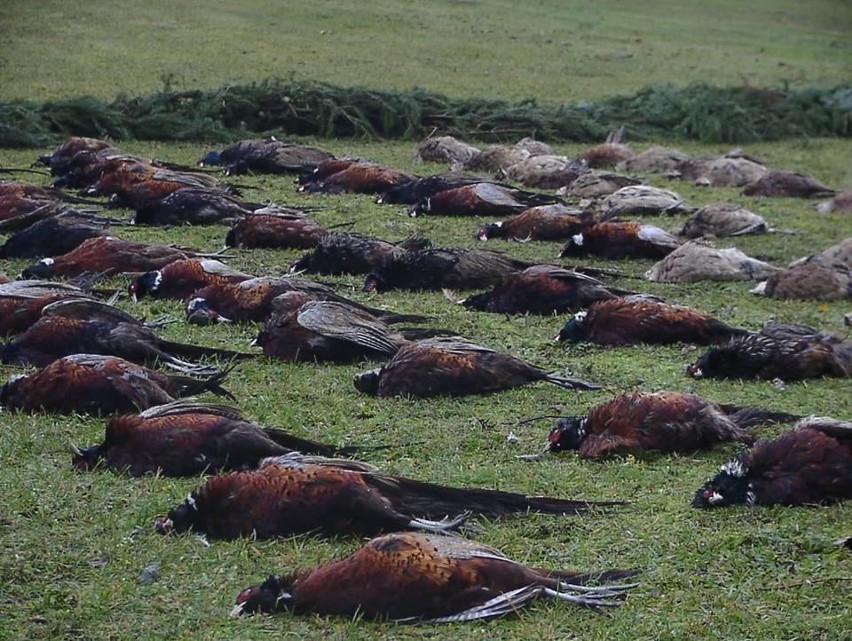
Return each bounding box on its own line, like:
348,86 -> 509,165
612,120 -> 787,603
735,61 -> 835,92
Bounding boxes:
461,265 -> 632,315
546,391 -> 797,460
73,399 -> 380,476
354,336 -> 599,398
129,258 -> 254,301
19,236 -> 198,280
693,416 -> 852,508
0,280 -> 94,336
556,298 -> 747,346
225,213 -> 328,249
0,353 -> 232,415
233,532 -> 638,621
155,453 -> 621,540
1,298 -> 251,374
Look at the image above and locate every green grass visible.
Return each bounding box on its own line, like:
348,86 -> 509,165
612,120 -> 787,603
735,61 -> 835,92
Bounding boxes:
1,0 -> 850,103
1,137 -> 851,640
1,1 -> 852,638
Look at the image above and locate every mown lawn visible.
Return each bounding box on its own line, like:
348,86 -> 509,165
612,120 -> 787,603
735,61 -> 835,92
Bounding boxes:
0,136 -> 850,640
1,0 -> 850,103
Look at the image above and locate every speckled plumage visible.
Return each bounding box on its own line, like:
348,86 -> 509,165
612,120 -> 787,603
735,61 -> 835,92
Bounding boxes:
354,336 -> 599,398
233,532 -> 637,621
693,417 -> 852,507
0,353 -> 232,415
548,391 -> 794,459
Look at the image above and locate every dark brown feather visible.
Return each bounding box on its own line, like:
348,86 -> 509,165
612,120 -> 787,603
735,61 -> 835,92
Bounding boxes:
363,247 -> 532,292
73,400 -> 373,476
477,205 -> 593,241
156,454 -> 619,540
354,336 -> 599,398
693,418 -> 852,507
0,354 -> 232,415
20,236 -> 197,279
1,298 -> 251,371
548,391 -> 795,459
462,265 -> 629,314
201,138 -> 334,175
0,212 -> 110,259
292,232 -> 427,276
255,295 -> 412,362
225,213 -> 327,249
129,258 -> 254,301
687,322 -> 852,381
557,297 -> 746,346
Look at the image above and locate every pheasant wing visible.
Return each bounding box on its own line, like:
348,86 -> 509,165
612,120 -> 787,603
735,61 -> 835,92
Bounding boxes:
471,183 -> 524,207
795,415 -> 852,440
296,301 -> 405,355
637,224 -> 680,249
41,298 -> 140,324
138,399 -> 245,420
198,259 -> 254,280
99,363 -> 177,410
0,280 -> 89,299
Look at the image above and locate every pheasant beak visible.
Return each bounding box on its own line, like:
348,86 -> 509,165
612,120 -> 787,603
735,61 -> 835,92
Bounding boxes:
229,603 -> 246,618
154,517 -> 174,534
516,442 -> 551,461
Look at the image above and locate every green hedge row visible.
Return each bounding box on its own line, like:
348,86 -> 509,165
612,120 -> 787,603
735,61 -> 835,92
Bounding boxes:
1,79 -> 850,147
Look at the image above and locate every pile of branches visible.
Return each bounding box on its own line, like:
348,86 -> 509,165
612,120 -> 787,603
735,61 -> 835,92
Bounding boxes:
1,79 -> 850,147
